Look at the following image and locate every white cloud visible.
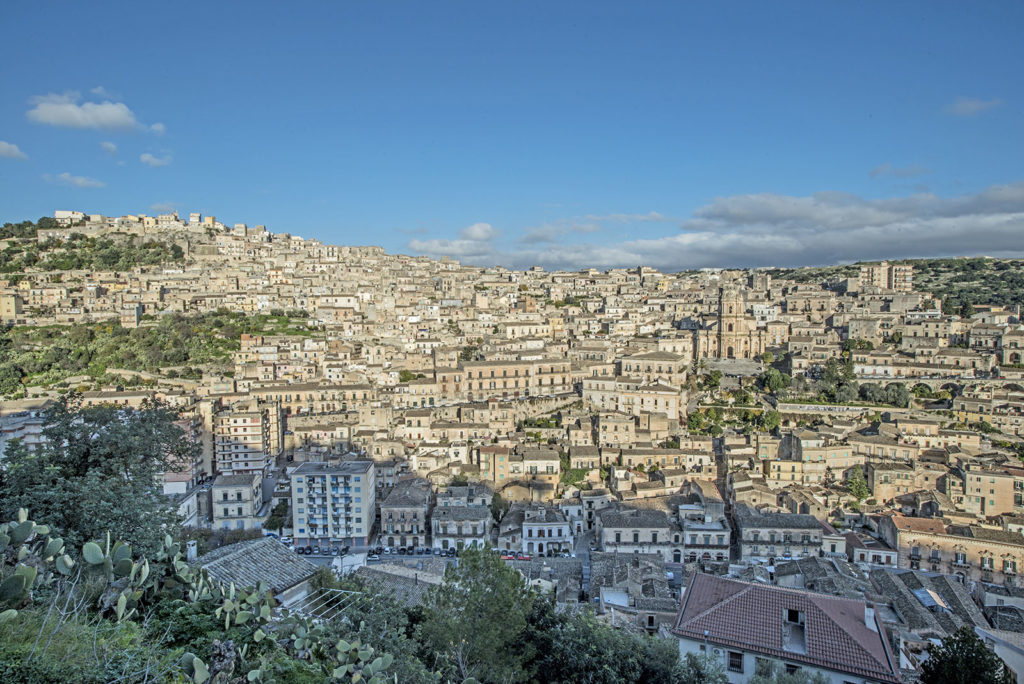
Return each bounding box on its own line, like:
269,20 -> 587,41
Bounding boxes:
150,201 -> 176,212
44,172 -> 105,189
407,181 -> 1024,271
0,141 -> 27,160
459,222 -> 498,240
26,91 -> 166,134
90,86 -> 115,98
100,141 -> 117,155
946,96 -> 1002,117
28,92 -> 139,129
140,152 -> 172,167
410,221 -> 502,260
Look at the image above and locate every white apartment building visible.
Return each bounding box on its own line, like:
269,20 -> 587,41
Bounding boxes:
213,399 -> 279,475
211,473 -> 264,531
291,460 -> 375,550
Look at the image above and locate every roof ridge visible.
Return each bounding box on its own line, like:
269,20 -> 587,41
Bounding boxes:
804,593 -> 891,672
680,577 -> 753,627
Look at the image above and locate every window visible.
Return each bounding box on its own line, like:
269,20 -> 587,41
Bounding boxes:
728,651 -> 744,673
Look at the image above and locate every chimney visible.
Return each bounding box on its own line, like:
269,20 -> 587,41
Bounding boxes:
186,539 -> 198,562
865,603 -> 877,632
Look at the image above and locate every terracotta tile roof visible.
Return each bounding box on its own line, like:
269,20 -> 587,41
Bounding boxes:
890,514 -> 946,534
672,573 -> 900,684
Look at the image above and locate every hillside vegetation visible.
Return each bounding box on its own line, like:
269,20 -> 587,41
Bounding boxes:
769,257 -> 1024,309
0,310 -> 315,397
0,219 -> 185,277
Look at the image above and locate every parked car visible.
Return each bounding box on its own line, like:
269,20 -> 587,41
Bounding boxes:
342,545 -> 351,554
331,547 -> 340,556
446,548 -> 456,557
407,546 -> 416,555
279,536 -> 293,545
433,548 -> 443,556
398,547 -> 407,555
382,547 -> 391,555
501,553 -> 515,560
311,545 -> 321,555
295,547 -> 305,555
367,554 -> 380,561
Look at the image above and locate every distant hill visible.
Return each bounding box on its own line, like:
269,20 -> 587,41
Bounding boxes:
769,257 -> 1024,310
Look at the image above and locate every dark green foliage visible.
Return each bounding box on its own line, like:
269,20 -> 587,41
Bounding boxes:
525,597 -> 692,684
0,395 -> 195,555
846,466 -> 870,502
759,367 -> 791,394
0,644 -> 105,683
265,499 -> 290,534
842,338 -> 874,352
703,370 -> 722,389
0,309 -> 315,397
920,626 -> 1011,684
759,409 -> 781,432
0,217 -> 56,239
0,225 -> 184,274
417,546 -> 537,682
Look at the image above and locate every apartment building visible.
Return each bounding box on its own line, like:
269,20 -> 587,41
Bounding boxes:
379,478 -> 431,548
734,504 -> 823,564
291,460 -> 375,550
213,398 -> 279,475
212,473 -> 264,531
859,261 -> 913,293
431,505 -> 493,550
878,513 -> 1024,586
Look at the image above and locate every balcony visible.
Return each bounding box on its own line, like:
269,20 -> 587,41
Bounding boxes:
952,558 -> 971,569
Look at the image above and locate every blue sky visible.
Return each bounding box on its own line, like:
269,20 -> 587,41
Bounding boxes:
1,2 -> 1022,270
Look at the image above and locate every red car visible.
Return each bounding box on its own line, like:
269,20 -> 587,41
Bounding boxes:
501,553 -> 515,560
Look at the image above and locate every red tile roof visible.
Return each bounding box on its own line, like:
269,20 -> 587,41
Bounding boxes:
671,573 -> 900,683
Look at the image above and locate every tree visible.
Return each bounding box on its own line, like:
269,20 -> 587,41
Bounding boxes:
846,466 -> 870,502
489,492 -> 510,523
920,626 -> 1010,684
524,597 -> 688,684
674,652 -> 727,684
885,382 -> 910,408
859,382 -> 886,403
833,382 -> 859,403
687,412 -> 706,432
842,338 -> 874,353
749,659 -> 829,683
760,368 -> 790,394
705,370 -> 723,389
264,499 -> 289,534
417,546 -> 537,683
759,409 -> 781,433
760,351 -> 775,365
0,394 -> 196,555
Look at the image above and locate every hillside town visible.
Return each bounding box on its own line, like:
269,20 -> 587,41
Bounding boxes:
4,209 -> 1024,682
